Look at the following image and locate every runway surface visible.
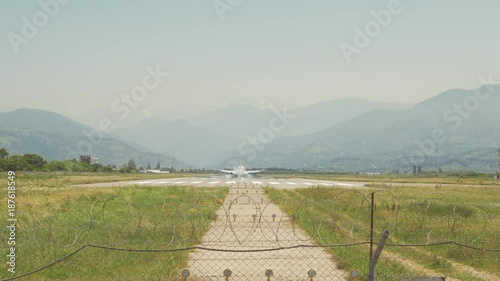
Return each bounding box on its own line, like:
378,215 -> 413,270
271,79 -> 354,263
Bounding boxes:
73,176 -> 365,189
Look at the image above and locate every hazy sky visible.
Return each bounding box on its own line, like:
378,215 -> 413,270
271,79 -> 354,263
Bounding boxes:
1,0 -> 499,121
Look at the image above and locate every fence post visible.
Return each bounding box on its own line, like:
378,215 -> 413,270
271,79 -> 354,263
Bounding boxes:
370,192 -> 375,261
369,230 -> 389,281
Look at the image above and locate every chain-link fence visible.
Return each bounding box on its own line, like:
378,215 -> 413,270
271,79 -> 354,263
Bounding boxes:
1,183 -> 499,280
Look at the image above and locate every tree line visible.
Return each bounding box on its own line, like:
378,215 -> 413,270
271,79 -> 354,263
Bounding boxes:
0,148 -> 173,173
0,148 -> 112,172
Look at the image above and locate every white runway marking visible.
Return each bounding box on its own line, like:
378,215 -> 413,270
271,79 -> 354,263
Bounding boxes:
190,181 -> 202,184
319,183 -> 332,186
269,182 -> 279,185
303,183 -> 314,185
226,181 -> 236,184
286,182 -> 297,185
208,181 -> 220,184
251,181 -> 262,184
173,181 -> 185,184
137,181 -> 154,184
156,181 -> 171,184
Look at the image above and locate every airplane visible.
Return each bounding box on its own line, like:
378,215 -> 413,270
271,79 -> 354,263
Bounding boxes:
219,165 -> 264,178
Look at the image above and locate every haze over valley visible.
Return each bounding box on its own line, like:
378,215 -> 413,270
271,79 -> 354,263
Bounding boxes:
1,85 -> 499,172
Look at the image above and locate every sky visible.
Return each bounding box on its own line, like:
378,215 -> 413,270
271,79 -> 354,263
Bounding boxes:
1,0 -> 499,124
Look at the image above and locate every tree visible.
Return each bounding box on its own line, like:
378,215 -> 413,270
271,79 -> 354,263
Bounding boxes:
417,165 -> 422,174
43,160 -> 66,171
22,154 -> 47,170
128,159 -> 137,171
0,148 -> 9,159
155,161 -> 161,170
146,163 -> 151,170
413,165 -> 417,174
0,148 -> 9,171
5,155 -> 26,171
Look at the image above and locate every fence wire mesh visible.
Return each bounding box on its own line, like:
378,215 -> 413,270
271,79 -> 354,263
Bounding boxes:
1,182 -> 499,280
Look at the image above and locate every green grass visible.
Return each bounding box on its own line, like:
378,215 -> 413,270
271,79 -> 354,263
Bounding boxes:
0,184 -> 227,280
2,172 -> 499,280
10,171 -> 197,188
265,184 -> 500,279
264,173 -> 500,186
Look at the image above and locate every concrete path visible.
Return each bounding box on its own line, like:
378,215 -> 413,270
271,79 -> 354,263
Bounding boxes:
187,180 -> 347,280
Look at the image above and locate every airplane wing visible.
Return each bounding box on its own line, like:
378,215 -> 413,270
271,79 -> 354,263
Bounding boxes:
220,169 -> 236,174
244,170 -> 264,174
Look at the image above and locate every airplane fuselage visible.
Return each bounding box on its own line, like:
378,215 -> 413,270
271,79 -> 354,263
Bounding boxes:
220,165 -> 262,178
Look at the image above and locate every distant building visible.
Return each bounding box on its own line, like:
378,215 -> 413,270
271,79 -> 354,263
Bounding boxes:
80,155 -> 98,165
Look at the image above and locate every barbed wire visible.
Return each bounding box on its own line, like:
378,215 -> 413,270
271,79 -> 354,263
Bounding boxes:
1,187 -> 498,280
1,241 -> 498,281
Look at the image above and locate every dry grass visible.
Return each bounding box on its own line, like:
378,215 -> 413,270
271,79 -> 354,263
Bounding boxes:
265,183 -> 500,279
0,180 -> 227,280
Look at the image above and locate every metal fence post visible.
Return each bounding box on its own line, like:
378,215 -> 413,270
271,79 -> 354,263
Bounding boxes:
369,230 -> 390,281
370,192 -> 375,261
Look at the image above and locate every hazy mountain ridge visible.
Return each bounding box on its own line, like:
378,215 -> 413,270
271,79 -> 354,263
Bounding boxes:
187,104 -> 273,139
185,99 -> 413,138
115,98 -> 414,167
0,108 -> 91,136
116,119 -> 240,167
247,85 -> 500,172
2,85 -> 499,172
285,99 -> 413,136
0,110 -> 184,168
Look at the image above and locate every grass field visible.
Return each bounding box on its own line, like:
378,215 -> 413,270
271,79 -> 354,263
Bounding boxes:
264,172 -> 500,186
265,184 -> 500,280
2,172 -> 499,280
0,175 -> 227,280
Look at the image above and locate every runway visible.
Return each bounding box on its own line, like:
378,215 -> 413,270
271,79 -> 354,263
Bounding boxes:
73,176 -> 365,189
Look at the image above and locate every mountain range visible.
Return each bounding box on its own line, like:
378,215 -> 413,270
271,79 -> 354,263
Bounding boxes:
247,85 -> 500,172
115,99 -> 412,167
0,109 -> 182,168
1,84 -> 499,172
